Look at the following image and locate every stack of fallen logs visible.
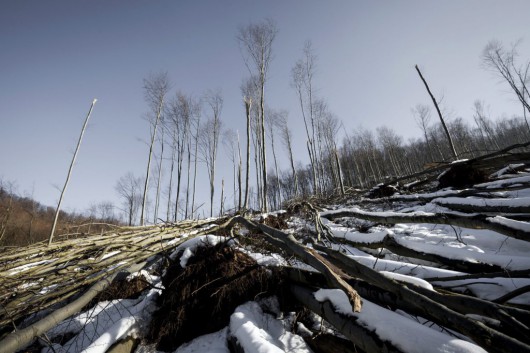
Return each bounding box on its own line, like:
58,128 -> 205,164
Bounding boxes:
1,146 -> 530,352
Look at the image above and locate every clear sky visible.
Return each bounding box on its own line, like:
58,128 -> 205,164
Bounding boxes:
1,1 -> 530,217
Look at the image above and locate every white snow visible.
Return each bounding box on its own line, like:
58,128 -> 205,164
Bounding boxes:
379,271 -> 434,290
229,301 -> 312,353
173,328 -> 229,353
8,259 -> 57,275
314,289 -> 487,353
488,215 -> 530,232
433,196 -> 530,208
43,273 -> 161,353
171,234 -> 237,268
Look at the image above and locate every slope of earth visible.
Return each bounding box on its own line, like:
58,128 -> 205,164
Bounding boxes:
1,163 -> 530,353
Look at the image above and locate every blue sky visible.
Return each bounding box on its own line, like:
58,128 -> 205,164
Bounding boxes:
1,1 -> 530,218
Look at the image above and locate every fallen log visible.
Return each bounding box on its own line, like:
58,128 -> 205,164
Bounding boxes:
0,261 -> 146,353
224,216 -> 362,312
321,208 -> 530,241
290,284 -> 404,353
315,244 -> 530,353
285,267 -> 530,343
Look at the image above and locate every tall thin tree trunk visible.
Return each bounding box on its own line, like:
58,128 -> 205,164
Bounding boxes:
260,78 -> 268,213
220,179 -> 224,216
166,139 -> 176,221
49,99 -> 96,245
415,65 -> 458,160
141,96 -> 164,226
334,148 -> 345,196
191,118 -> 200,219
243,98 -> 252,210
237,131 -> 243,211
185,140 -> 192,219
154,133 -> 164,223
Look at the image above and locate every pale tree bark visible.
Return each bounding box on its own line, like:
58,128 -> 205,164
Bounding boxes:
279,114 -> 299,196
243,96 -> 252,210
237,131 -> 243,210
237,19 -> 277,213
200,90 -> 223,217
48,99 -> 97,245
140,73 -> 170,226
292,41 -> 319,194
191,111 -> 201,219
154,132 -> 164,223
267,109 -> 283,208
415,65 -> 458,160
167,92 -> 192,222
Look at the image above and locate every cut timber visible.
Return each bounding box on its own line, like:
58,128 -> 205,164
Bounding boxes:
336,234 -> 504,273
321,208 -> 530,241
223,216 -> 362,312
315,244 -> 530,353
291,284 -> 404,353
285,267 -> 530,343
0,262 -> 146,353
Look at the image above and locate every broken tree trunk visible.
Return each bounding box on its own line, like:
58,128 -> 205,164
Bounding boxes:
321,208 -> 530,241
314,244 -> 530,353
223,216 -> 362,312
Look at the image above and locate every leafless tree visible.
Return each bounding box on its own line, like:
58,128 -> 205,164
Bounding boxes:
241,78 -> 256,211
223,129 -> 241,211
473,100 -> 500,150
292,40 -> 319,194
140,72 -> 170,226
199,90 -> 223,217
415,65 -> 459,160
48,99 -> 97,245
115,172 -> 142,226
278,112 -> 299,196
482,40 -> 530,132
237,18 -> 277,213
153,131 -> 164,223
166,91 -> 193,221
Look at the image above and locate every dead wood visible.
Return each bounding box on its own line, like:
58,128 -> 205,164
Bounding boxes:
0,261 -> 146,353
314,244 -> 530,353
335,234 -> 504,273
321,208 -> 530,242
291,284 -> 404,353
379,140 -> 530,188
224,216 -> 363,312
284,266 -> 530,342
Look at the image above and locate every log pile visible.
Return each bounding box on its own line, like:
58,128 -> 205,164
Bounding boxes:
1,156 -> 530,352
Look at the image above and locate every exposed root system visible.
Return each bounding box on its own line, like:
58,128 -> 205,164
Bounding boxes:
148,242 -> 280,351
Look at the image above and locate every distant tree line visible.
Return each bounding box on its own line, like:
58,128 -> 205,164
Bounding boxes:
0,178 -> 120,247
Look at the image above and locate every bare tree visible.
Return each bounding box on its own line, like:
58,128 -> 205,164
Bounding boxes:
140,73 -> 170,226
292,40 -> 319,194
412,104 -> 437,162
266,108 -> 284,208
482,40 -> 530,132
278,113 -> 299,196
115,172 -> 142,226
48,99 -> 97,245
237,19 -> 277,213
223,129 -> 241,211
166,91 -> 193,221
153,131 -> 164,223
199,90 -> 223,217
415,65 -> 459,160
241,78 -> 255,211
